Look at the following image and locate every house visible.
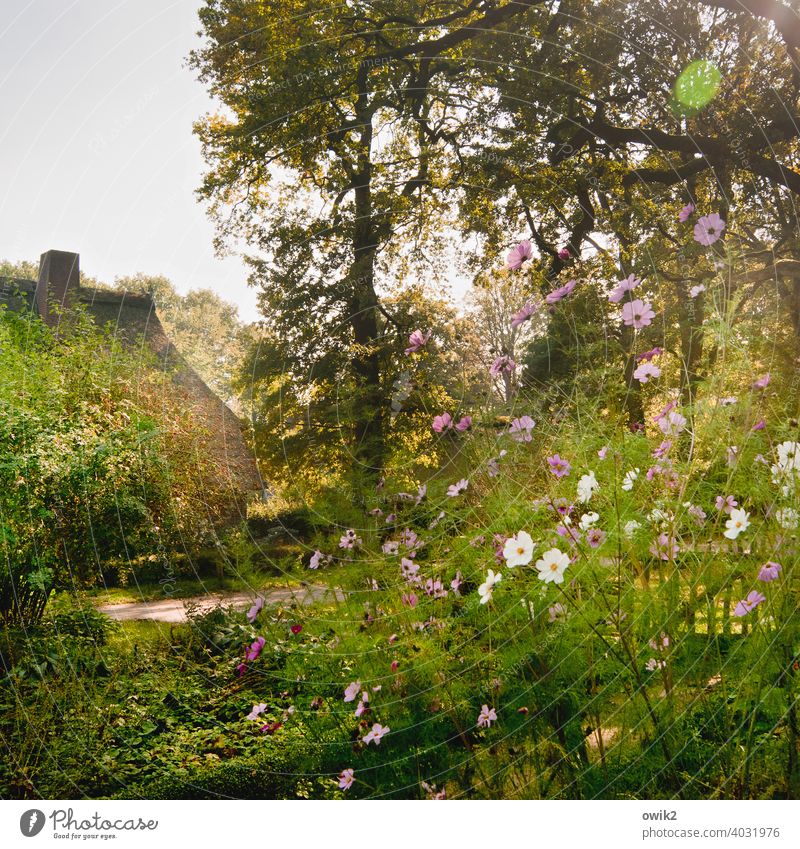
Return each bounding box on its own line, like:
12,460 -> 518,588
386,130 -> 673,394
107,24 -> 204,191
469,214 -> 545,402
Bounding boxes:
0,250 -> 264,523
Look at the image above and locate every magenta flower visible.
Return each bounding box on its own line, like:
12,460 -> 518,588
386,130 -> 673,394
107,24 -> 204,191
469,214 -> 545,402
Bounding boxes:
454,415 -> 472,432
752,419 -> 766,432
733,590 -> 766,617
545,279 -> 577,304
424,578 -> 448,599
363,722 -> 390,745
400,558 -> 420,583
758,561 -> 782,582
490,355 -> 516,377
753,373 -> 771,390
247,597 -> 265,623
598,446 -> 608,459
450,571 -> 463,593
404,329 -> 430,355
558,247 -> 571,260
511,300 -> 537,329
694,213 -> 726,246
432,412 -> 453,433
338,769 -> 355,790
678,202 -> 695,222
245,637 -> 266,661
621,299 -> 656,329
633,362 -> 661,383
447,478 -> 469,497
608,274 -> 640,303
653,440 -> 672,459
509,415 -> 535,442
635,346 -> 663,363
477,704 -> 497,728
547,454 -> 571,478
402,592 -> 418,607
650,533 -> 679,561
507,239 -> 533,270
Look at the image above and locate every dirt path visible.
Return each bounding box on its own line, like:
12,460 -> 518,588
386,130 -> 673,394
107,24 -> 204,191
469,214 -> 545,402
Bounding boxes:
97,584 -> 339,623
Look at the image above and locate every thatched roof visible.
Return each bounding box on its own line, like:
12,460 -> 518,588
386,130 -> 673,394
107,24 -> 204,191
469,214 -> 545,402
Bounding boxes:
1,252 -> 263,517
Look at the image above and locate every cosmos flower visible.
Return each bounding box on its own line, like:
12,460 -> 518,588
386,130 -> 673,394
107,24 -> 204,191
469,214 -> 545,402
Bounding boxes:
689,284 -> 705,298
733,590 -> 765,617
621,468 -> 639,491
548,602 -> 568,623
753,373 -> 771,390
477,705 -> 498,727
344,682 -> 361,703
774,507 -> 798,529
432,412 -> 453,433
454,415 -> 472,432
363,723 -> 390,745
478,569 -> 502,604
338,769 -> 355,790
402,592 -> 418,607
545,279 -> 578,304
507,239 -> 533,270
633,362 -> 661,383
577,470 -> 599,503
309,550 -> 326,570
558,247 -> 571,260
723,508 -> 750,540
446,478 -> 469,497
598,446 -> 608,459
586,527 -> 606,548
246,703 -> 268,721
245,637 -> 266,661
503,530 -> 535,567
339,529 -> 362,549
758,561 -> 782,582
404,329 -> 431,355
635,346 -> 663,362
490,355 -> 517,377
650,533 -> 679,561
621,298 -> 656,329
678,202 -> 695,222
547,454 -> 571,478
535,548 -> 570,584
509,415 -> 535,442
657,411 -> 687,437
511,300 -> 538,329
247,597 -> 265,623
694,212 -> 726,246
579,512 -> 599,531
608,274 -> 640,303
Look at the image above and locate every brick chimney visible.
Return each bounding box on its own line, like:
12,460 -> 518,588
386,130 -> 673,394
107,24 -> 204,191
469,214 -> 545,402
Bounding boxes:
36,250 -> 80,327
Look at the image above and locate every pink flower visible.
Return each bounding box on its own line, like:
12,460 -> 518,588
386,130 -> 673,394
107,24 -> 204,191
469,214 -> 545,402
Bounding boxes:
400,558 -> 420,582
245,637 -> 266,661
290,624 -> 302,635
752,419 -> 766,432
548,603 -> 567,623
338,768 -> 355,790
509,415 -> 535,442
424,578 -> 448,599
247,597 -> 265,623
450,571 -> 463,593
344,681 -> 361,703
633,362 -> 661,383
404,329 -> 430,355
246,703 -> 268,721
694,213 -> 726,246
354,692 -> 369,717
402,592 -> 418,607
608,274 -> 640,303
657,410 -> 687,437
715,495 -> 737,514
753,373 -> 771,390
547,454 -> 571,478
454,415 -> 472,432
507,239 -> 533,270
558,247 -> 571,260
678,202 -> 695,223
432,412 -> 453,433
758,561 -> 782,582
689,284 -> 705,298
621,299 -> 656,329
586,527 -> 606,548
309,550 -> 326,570
477,704 -> 497,727
545,279 -> 577,304
653,440 -> 672,459
597,446 -> 608,459
338,529 -> 362,549
650,533 -> 679,561
511,300 -> 537,329
363,722 -> 390,745
733,590 -> 766,617
447,478 -> 469,497
490,355 -> 516,377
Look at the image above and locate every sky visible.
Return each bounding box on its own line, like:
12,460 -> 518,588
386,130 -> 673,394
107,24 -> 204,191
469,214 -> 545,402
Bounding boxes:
0,0 -> 260,321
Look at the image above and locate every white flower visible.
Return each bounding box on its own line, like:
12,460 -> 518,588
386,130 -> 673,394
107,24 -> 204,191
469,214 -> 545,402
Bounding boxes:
621,468 -> 639,491
689,284 -> 705,298
723,507 -> 750,540
774,507 -> 798,530
579,512 -> 600,531
623,520 -> 641,538
577,470 -> 599,503
647,507 -> 672,526
535,548 -> 571,585
777,441 -> 800,471
502,530 -> 534,567
478,569 -> 502,604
